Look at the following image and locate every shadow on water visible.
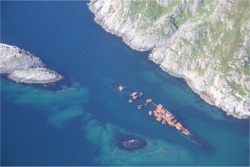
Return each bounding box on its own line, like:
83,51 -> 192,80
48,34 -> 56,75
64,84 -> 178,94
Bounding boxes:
1,75 -> 73,91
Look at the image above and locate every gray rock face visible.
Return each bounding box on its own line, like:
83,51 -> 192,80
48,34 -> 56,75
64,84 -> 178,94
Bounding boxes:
8,67 -> 63,84
0,44 -> 44,74
0,43 -> 63,84
89,0 -> 250,119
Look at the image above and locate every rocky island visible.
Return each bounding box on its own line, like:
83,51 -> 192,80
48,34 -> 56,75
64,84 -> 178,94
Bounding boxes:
0,43 -> 63,84
89,0 -> 250,119
116,134 -> 147,151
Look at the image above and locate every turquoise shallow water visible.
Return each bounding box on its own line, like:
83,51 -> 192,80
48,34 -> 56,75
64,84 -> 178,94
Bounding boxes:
1,1 -> 249,166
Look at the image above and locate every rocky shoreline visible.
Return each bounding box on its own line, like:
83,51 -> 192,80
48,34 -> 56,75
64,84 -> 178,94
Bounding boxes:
89,0 -> 250,119
0,43 -> 63,84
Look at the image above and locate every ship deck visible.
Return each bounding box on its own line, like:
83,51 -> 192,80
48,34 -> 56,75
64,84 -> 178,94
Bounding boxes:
112,82 -> 210,149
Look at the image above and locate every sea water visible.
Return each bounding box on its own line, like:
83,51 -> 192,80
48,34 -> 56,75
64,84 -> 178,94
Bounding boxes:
1,1 -> 249,166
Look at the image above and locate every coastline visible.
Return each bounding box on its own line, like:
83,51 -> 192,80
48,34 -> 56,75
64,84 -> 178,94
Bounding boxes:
1,2 -> 249,166
156,64 -> 247,120
0,43 -> 64,85
88,1 -> 250,119
7,73 -> 63,84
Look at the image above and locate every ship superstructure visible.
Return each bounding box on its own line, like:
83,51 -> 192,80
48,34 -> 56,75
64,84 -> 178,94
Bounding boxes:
113,82 -> 209,148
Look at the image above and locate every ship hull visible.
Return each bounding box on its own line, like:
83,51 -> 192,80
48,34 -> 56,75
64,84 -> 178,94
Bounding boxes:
112,82 -> 210,149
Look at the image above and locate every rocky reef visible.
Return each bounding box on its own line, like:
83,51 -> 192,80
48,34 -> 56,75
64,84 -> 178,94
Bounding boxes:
0,43 -> 63,84
89,0 -> 250,119
116,134 -> 147,151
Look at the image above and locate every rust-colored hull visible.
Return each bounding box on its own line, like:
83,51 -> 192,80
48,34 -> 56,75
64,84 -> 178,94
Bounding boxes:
112,82 -> 210,148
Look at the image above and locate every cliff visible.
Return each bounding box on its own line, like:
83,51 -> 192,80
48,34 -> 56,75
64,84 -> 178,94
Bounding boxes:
0,43 -> 63,84
89,0 -> 250,119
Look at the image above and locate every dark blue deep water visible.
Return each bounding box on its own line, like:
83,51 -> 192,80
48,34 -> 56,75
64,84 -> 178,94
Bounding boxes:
1,1 -> 249,166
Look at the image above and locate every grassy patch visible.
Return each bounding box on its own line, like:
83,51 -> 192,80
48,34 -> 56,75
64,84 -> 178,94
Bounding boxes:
128,0 -> 181,19
228,80 -> 247,97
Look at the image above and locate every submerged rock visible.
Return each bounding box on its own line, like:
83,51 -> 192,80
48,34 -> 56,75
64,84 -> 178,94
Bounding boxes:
0,43 -> 63,84
116,134 -> 147,151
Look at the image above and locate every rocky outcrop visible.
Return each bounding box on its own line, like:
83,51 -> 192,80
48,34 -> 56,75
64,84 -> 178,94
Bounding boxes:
116,134 -> 147,151
8,67 -> 63,84
89,0 -> 250,119
0,43 -> 63,84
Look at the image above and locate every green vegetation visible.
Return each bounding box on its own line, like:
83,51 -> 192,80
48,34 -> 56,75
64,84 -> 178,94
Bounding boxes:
228,80 -> 247,97
128,0 -> 165,18
119,0 -> 250,101
128,0 -> 180,19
